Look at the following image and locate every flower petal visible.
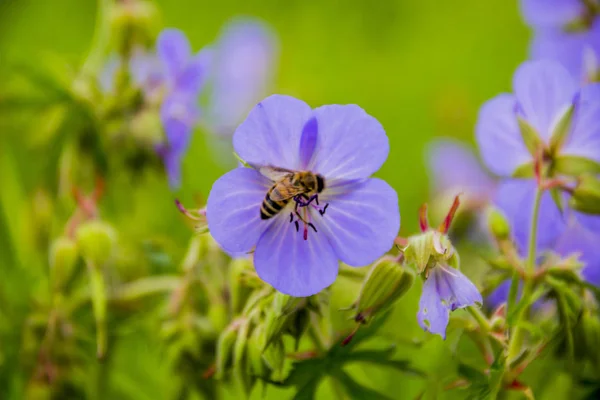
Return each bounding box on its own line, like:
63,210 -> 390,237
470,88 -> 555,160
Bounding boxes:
233,94 -> 312,169
254,213 -> 339,296
298,117 -> 318,169
426,138 -> 495,197
160,94 -> 199,153
158,28 -> 192,83
175,49 -> 212,96
494,179 -> 566,255
418,270 -> 450,339
574,210 -> 600,233
519,0 -> 584,28
207,168 -> 271,253
513,60 -> 577,140
316,178 -> 399,266
562,84 -> 600,163
208,18 -> 277,136
556,222 -> 600,286
163,149 -> 184,189
476,94 -> 531,176
437,266 -> 483,311
308,104 -> 389,181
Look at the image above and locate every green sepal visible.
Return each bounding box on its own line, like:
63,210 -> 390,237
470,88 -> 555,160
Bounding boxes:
549,105 -> 574,154
518,116 -> 544,156
512,161 -> 535,178
554,155 -> 600,176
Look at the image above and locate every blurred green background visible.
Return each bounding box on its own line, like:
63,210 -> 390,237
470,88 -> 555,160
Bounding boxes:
0,0 -> 539,399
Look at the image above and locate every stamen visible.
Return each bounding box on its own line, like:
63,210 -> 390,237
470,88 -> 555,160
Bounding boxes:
295,221 -> 299,232
419,203 -> 429,232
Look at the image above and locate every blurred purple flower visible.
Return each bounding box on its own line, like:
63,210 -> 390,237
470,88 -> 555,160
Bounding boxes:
520,0 -> 600,81
418,264 -> 483,339
131,29 -> 212,188
206,95 -> 399,296
426,138 -> 495,201
207,18 -> 278,137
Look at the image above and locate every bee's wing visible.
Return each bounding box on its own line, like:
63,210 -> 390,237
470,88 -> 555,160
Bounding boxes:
258,165 -> 295,182
269,184 -> 307,201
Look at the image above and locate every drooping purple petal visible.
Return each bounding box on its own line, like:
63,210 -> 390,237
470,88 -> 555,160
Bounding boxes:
206,168 -> 272,253
418,266 -> 482,339
315,178 -> 399,266
298,117 -> 318,169
426,138 -> 495,197
308,104 -> 389,181
513,60 -> 577,140
556,221 -> 600,286
562,84 -> 600,163
160,94 -> 199,153
519,0 -> 584,29
98,56 -> 118,94
130,48 -> 164,94
253,212 -> 339,296
233,94 -> 312,169
157,28 -> 192,84
494,179 -> 566,255
163,148 -> 185,189
476,94 -> 531,176
485,280 -> 512,309
208,18 -> 277,136
174,48 -> 212,96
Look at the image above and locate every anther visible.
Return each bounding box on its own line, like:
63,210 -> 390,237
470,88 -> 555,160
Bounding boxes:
319,203 -> 329,216
308,223 -> 317,233
295,221 -> 300,232
289,212 -> 294,223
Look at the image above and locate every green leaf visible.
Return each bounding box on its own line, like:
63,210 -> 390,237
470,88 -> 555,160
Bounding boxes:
554,155 -> 600,176
518,116 -> 544,156
458,362 -> 488,385
507,286 -> 548,326
333,369 -> 393,400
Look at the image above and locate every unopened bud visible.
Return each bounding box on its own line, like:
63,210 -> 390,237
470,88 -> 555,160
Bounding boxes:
262,339 -> 286,381
350,257 -> 414,323
405,231 -> 456,273
487,207 -> 511,240
246,325 -> 267,377
110,0 -> 160,55
569,174 -> 600,215
75,221 -> 116,265
229,258 -> 254,314
49,236 -> 79,291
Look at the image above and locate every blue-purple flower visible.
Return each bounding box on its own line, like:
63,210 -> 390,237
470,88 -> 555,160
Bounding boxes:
520,0 -> 600,81
418,263 -> 483,339
476,60 -> 600,251
132,28 -> 211,188
476,60 -> 600,290
206,95 -> 400,296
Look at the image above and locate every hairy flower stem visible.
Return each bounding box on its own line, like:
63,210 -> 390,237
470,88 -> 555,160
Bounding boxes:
506,188 -> 543,366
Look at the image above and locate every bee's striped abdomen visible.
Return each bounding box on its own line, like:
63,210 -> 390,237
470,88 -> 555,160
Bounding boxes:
260,191 -> 288,220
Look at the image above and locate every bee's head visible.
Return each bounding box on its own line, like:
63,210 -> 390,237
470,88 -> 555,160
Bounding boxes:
316,174 -> 325,193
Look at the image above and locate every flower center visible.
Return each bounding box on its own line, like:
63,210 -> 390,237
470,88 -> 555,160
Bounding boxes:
289,194 -> 329,240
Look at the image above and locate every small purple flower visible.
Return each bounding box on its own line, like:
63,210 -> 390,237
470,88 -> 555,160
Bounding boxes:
131,29 -> 211,188
207,18 -> 277,137
520,0 -> 600,81
206,95 -> 400,296
418,264 -> 483,339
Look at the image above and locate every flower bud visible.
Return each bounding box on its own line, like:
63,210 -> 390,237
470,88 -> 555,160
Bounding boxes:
486,206 -> 511,240
48,236 -> 79,291
246,325 -> 267,377
569,174 -> 600,215
350,256 -> 414,323
262,339 -> 286,381
110,0 -> 160,55
405,231 -> 456,273
75,221 -> 117,265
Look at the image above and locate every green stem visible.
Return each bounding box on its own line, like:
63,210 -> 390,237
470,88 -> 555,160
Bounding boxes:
506,187 -> 543,363
468,306 -> 491,333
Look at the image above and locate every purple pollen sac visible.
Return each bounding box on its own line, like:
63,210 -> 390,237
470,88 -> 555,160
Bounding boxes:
289,194 -> 329,241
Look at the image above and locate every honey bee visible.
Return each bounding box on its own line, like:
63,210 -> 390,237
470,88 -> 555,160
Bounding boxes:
259,166 -> 325,220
